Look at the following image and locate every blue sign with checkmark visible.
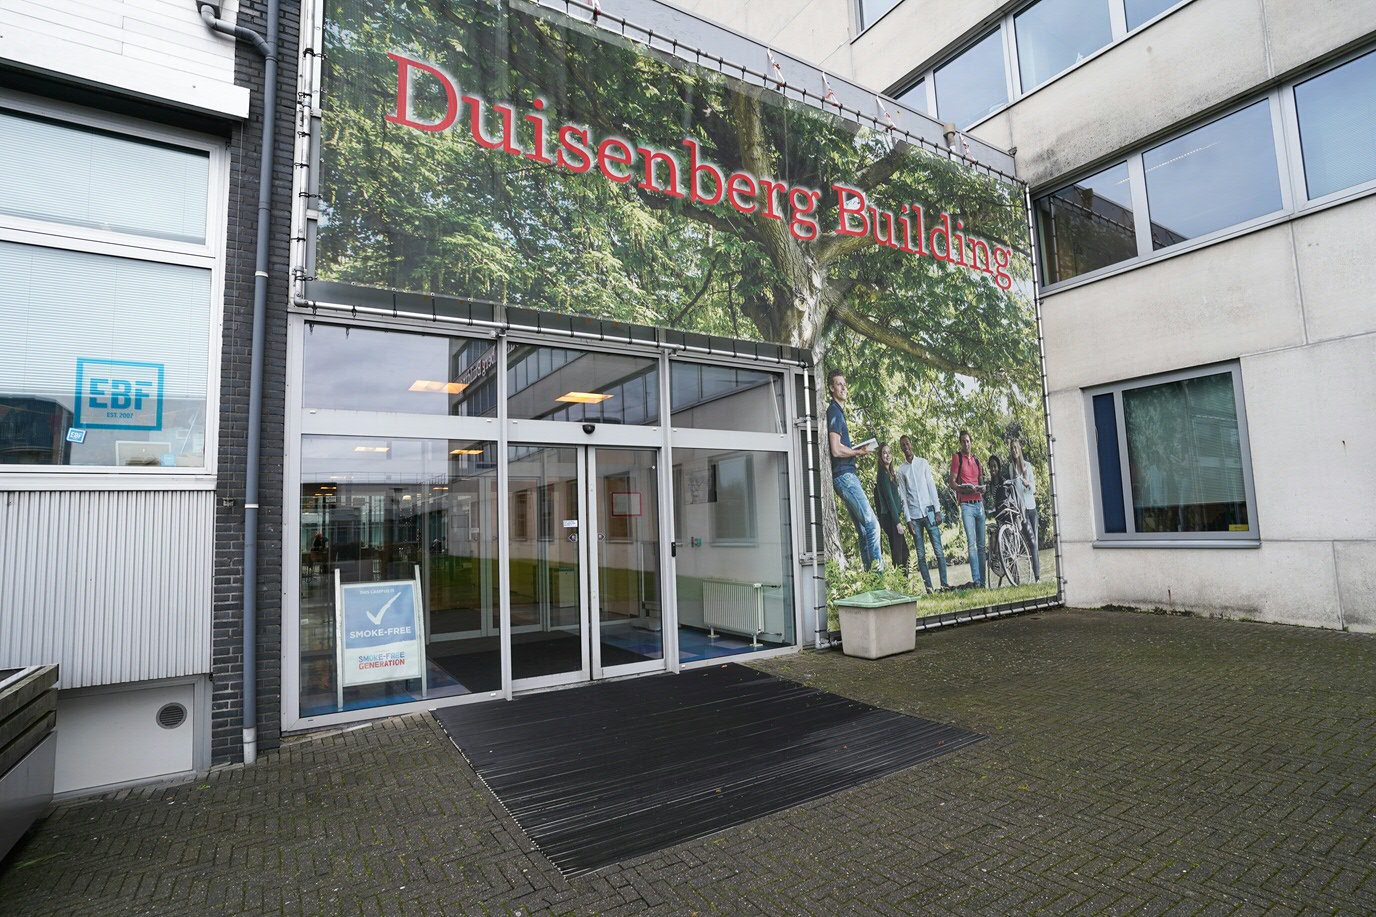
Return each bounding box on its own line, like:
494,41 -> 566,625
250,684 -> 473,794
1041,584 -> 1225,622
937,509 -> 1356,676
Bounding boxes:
337,579 -> 425,687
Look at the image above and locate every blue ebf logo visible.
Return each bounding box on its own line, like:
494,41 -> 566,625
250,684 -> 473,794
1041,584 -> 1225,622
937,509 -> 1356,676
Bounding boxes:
74,359 -> 165,431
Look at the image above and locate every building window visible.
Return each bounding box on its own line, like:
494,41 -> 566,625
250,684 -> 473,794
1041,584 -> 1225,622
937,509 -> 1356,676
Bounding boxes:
1142,101 -> 1282,248
896,78 -> 927,116
1294,48 -> 1376,201
1033,43 -> 1376,290
0,109 -> 210,243
858,0 -> 902,31
302,324 -> 497,417
933,31 -> 1008,129
1123,0 -> 1180,30
1088,364 -> 1257,543
1035,161 -> 1136,284
0,103 -> 221,470
888,0 -> 1191,122
670,361 -> 785,434
1013,0 -> 1112,92
711,454 -> 758,544
506,344 -> 659,426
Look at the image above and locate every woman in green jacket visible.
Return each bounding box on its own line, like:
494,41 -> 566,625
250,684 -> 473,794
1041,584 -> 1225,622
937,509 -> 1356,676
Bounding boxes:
873,442 -> 910,573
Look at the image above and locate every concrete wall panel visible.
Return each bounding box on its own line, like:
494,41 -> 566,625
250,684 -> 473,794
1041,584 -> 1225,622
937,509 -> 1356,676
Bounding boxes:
1290,196 -> 1376,345
677,0 -> 852,66
0,0 -> 249,118
1239,335 -> 1376,542
1041,225 -> 1305,393
1047,390 -> 1097,544
999,0 -> 1269,188
1061,539 -> 1343,628
1262,0 -> 1376,77
1335,541 -> 1376,633
761,0 -> 854,69
849,0 -> 997,93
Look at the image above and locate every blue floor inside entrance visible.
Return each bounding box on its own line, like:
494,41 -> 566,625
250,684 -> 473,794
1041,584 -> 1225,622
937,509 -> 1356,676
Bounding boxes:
301,626 -> 771,717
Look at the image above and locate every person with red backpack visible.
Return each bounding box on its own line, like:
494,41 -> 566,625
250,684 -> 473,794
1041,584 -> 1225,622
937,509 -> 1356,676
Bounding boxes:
948,430 -> 988,588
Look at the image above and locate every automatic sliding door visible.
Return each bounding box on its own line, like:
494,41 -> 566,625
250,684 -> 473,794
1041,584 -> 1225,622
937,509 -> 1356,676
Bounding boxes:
591,447 -> 664,675
507,444 -> 588,684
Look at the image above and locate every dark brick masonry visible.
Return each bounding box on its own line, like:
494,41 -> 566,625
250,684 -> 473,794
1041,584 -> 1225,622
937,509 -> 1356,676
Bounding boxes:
211,0 -> 302,765
1,608 -> 1371,914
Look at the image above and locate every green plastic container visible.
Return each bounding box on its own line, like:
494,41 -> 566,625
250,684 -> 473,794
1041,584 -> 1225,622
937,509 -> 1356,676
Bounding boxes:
835,590 -> 918,659
834,590 -> 920,609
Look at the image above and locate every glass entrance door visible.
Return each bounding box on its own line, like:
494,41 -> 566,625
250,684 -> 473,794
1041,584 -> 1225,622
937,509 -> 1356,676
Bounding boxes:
507,444 -> 664,689
590,447 -> 664,677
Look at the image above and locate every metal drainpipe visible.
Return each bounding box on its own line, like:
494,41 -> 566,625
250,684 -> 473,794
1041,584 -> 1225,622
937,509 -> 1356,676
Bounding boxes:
199,0 -> 278,765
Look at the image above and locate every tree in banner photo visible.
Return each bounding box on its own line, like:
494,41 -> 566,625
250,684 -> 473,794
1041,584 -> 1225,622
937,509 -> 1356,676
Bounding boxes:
316,0 -> 1058,620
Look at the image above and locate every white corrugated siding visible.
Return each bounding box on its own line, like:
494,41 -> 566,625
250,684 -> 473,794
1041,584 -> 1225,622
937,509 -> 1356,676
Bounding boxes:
0,489 -> 213,688
0,0 -> 239,82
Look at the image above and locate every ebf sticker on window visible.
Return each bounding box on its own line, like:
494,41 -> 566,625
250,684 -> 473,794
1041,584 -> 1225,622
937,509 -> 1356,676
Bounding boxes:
74,358 -> 165,431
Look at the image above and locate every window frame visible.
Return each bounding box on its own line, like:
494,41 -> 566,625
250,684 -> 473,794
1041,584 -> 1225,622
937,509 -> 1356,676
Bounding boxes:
1084,362 -> 1260,547
1138,96 -> 1291,250
0,91 -> 228,483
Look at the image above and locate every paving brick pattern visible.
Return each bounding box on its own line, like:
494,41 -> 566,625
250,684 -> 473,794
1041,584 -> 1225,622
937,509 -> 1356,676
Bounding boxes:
2,609 -> 1372,915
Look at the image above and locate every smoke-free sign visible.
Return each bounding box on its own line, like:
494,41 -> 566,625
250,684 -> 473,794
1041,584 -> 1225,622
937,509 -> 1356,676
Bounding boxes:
336,578 -> 425,687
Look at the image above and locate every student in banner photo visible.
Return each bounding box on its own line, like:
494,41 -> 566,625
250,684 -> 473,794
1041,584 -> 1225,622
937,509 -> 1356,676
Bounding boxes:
873,443 -> 910,573
896,434 -> 949,593
1010,438 -> 1042,582
948,430 -> 987,588
827,369 -> 884,573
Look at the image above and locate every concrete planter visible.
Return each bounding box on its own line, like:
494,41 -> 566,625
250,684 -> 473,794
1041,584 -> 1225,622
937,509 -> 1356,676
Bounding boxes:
836,590 -> 918,659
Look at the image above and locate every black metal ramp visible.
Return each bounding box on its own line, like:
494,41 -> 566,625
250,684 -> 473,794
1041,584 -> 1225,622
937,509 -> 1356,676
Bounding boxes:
433,663 -> 983,875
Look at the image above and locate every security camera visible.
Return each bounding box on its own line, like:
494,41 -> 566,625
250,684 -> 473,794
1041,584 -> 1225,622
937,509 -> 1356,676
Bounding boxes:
582,423 -> 596,434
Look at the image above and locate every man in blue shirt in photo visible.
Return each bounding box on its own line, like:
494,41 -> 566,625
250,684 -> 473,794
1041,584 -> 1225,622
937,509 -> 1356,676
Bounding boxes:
827,369 -> 884,572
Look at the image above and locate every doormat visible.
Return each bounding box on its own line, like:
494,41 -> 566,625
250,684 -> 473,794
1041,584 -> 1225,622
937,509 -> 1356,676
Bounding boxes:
432,663 -> 983,875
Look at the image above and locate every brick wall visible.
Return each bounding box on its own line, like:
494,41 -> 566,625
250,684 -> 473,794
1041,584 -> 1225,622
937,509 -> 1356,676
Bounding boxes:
211,0 -> 301,765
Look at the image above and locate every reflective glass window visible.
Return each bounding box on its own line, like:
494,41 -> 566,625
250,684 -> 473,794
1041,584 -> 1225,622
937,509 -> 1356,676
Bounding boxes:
0,243 -> 211,467
934,31 -> 1008,129
298,436 -> 500,716
506,344 -> 659,425
1143,101 -> 1282,249
896,79 -> 927,115
859,0 -> 902,29
1014,0 -> 1112,91
302,324 -> 497,417
670,362 -> 785,433
1089,366 -> 1256,541
1124,0 -> 1183,30
1295,50 -> 1376,200
672,448 -> 794,660
1035,162 -> 1136,284
1122,372 -> 1250,535
0,109 -> 209,244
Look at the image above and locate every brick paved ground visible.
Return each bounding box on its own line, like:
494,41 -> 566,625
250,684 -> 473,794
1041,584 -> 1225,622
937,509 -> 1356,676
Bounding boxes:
1,608 -> 1373,915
